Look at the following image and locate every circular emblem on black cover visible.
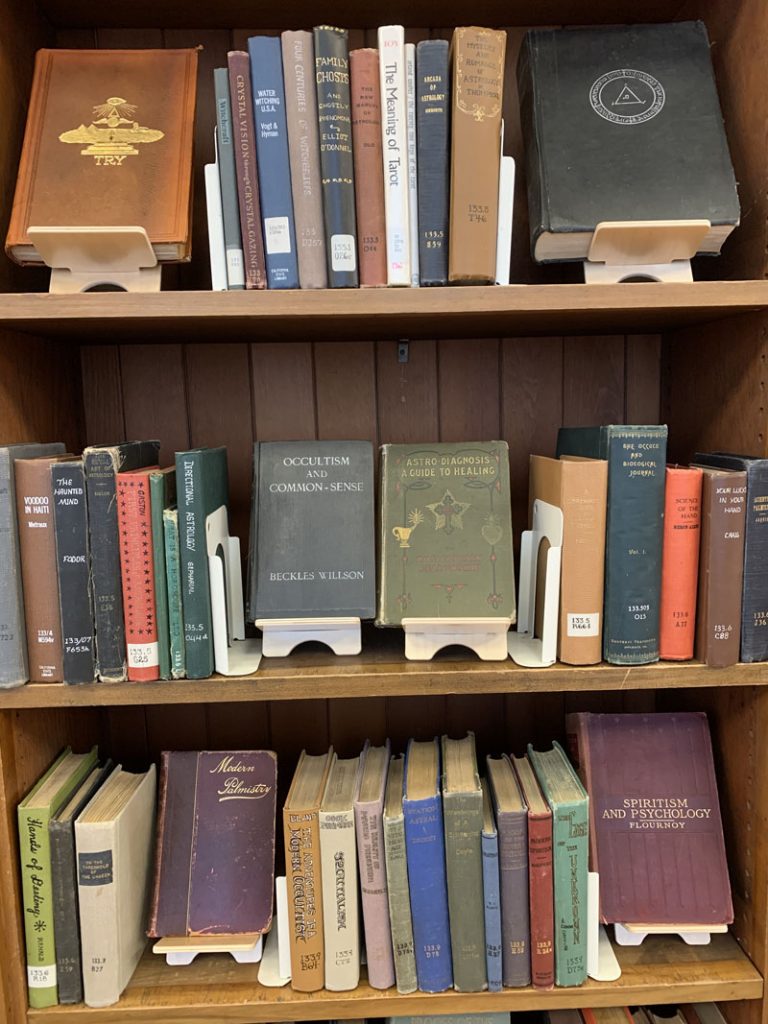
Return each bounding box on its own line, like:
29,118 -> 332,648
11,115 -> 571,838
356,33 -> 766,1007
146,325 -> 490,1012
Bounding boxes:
589,68 -> 666,125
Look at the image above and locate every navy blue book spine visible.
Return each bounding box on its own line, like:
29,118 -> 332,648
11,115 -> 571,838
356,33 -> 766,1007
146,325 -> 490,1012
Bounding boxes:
248,36 -> 300,289
403,790 -> 453,992
416,40 -> 450,285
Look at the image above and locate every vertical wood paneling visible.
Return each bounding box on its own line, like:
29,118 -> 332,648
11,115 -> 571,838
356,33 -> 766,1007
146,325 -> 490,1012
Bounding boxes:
251,342 -> 316,440
144,705 -> 208,761
376,341 -> 439,443
626,334 -> 662,423
206,703 -> 271,750
438,339 -> 501,440
386,695 -> 447,748
314,341 -> 378,441
328,699 -> 387,757
119,344 -> 189,465
80,346 -> 125,443
563,336 -> 625,426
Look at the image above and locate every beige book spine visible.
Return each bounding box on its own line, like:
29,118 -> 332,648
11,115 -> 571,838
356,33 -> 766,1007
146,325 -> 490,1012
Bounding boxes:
284,807 -> 325,991
319,804 -> 360,990
75,817 -> 121,1008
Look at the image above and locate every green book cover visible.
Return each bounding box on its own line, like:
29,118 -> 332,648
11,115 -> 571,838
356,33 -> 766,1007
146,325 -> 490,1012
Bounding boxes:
163,506 -> 185,679
18,745 -> 99,1008
174,448 -> 228,678
528,741 -> 588,987
149,468 -> 176,680
377,442 -> 516,625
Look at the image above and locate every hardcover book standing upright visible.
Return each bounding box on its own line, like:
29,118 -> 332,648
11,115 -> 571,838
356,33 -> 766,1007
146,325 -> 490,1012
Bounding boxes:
480,781 -> 502,992
517,22 -> 740,262
659,466 -> 703,660
416,40 -> 450,286
378,442 -> 516,625
117,468 -> 160,682
227,51 -> 267,290
149,751 -> 277,937
567,712 -> 733,928
214,67 -> 245,289
378,26 -> 411,286
350,49 -> 387,287
383,755 -> 418,994
149,468 -> 175,680
7,49 -> 198,264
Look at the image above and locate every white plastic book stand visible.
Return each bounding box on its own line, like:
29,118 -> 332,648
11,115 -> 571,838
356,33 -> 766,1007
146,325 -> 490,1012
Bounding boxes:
508,499 -> 563,668
152,933 -> 263,966
27,225 -> 161,293
402,617 -> 512,661
583,219 -> 711,284
588,872 -> 622,981
206,505 -> 262,675
258,876 -> 291,987
255,617 -> 362,657
614,922 -> 723,946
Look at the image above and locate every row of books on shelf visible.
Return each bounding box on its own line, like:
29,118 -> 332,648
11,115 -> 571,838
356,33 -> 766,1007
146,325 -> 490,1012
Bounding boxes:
222,1012 -> 728,1024
207,27 -> 513,292
2,430 -> 768,686
18,711 -> 732,1008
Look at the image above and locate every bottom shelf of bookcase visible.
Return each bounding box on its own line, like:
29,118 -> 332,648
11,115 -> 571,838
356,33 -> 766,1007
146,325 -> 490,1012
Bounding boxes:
27,934 -> 762,1022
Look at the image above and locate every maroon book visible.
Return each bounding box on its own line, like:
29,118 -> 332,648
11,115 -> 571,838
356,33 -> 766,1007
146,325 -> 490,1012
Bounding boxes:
148,750 -> 277,936
567,712 -> 733,926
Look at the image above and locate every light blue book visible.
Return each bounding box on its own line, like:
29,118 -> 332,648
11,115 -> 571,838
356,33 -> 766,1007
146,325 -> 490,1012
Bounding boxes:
481,781 -> 502,991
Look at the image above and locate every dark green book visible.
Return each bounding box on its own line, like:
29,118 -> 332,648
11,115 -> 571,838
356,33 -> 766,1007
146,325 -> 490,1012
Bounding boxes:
149,468 -> 175,680
377,442 -> 516,625
163,506 -> 185,679
174,448 -> 229,678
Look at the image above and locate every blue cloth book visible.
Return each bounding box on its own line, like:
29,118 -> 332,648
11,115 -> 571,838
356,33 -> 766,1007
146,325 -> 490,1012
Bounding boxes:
247,36 -> 299,289
481,782 -> 502,991
403,738 -> 453,993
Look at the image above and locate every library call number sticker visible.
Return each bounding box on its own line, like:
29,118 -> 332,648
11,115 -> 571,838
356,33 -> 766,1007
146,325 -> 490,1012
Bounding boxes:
589,68 -> 666,125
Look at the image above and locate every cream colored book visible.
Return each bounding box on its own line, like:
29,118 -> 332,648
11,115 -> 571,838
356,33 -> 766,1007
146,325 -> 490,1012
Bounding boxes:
75,764 -> 157,1008
319,753 -> 361,991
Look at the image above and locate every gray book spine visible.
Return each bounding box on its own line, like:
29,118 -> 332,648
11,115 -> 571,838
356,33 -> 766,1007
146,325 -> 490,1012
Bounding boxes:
50,820 -> 83,1003
499,808 -> 531,987
214,67 -> 245,289
383,806 -> 418,994
443,790 -> 488,992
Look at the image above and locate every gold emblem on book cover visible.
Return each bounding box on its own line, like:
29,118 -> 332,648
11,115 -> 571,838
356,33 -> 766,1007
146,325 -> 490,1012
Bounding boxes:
59,97 -> 164,163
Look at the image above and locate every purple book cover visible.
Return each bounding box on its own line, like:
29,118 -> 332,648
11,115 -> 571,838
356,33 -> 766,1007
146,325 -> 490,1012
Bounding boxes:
577,712 -> 733,925
149,750 -> 277,936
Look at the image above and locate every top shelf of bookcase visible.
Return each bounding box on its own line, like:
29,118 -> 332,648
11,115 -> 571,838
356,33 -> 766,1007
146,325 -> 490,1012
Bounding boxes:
0,282 -> 766,342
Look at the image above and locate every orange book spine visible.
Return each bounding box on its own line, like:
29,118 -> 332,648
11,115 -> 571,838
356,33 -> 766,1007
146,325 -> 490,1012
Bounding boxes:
659,466 -> 703,660
117,468 -> 160,681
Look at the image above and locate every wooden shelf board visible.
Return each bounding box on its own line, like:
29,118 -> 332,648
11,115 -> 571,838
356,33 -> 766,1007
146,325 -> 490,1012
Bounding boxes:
0,282 -> 766,342
26,934 -> 762,1021
3,645 -> 768,708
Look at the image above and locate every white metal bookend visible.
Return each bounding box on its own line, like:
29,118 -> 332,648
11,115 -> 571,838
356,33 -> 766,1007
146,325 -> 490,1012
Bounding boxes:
206,505 -> 262,675
258,876 -> 291,987
255,617 -> 362,658
402,617 -> 512,661
588,872 -> 622,981
152,933 -> 263,967
27,225 -> 161,293
509,500 -> 563,668
583,219 -> 711,284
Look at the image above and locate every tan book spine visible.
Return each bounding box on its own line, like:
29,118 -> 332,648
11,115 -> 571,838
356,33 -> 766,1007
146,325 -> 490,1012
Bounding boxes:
284,807 -> 324,990
14,458 -> 64,681
350,49 -> 387,286
319,800 -> 359,990
281,31 -> 328,289
448,27 -> 506,283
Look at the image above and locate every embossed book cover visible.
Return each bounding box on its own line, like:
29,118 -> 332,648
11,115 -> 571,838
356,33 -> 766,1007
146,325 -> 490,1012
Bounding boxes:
378,442 -> 516,625
148,750 -> 277,937
7,49 -> 197,264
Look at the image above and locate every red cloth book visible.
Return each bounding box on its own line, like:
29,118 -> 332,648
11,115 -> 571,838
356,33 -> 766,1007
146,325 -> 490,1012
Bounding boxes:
350,48 -> 387,286
659,466 -> 703,660
117,467 -> 160,681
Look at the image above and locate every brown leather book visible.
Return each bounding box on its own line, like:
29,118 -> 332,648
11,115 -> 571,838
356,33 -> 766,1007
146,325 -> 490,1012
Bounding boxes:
227,51 -> 267,290
350,49 -> 387,287
7,49 -> 198,264
448,27 -> 506,283
694,466 -> 747,667
281,30 -> 328,289
14,456 -> 71,682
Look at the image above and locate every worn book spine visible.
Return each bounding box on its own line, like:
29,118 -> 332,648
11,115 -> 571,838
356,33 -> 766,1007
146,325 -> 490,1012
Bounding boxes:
383,802 -> 417,993
76,819 -> 122,1007
481,822 -> 502,991
0,450 -> 26,686
162,508 -> 185,679
18,805 -> 57,1007
248,36 -> 300,289
15,459 -> 63,682
319,803 -> 359,991
551,798 -> 588,986
149,473 -> 172,680
227,51 -> 267,290
50,820 -> 83,1003
281,31 -> 328,289
443,789 -> 486,991
350,49 -> 387,287
175,451 -> 216,680
214,67 -> 245,289
284,807 -> 325,991
528,810 -> 555,989
378,26 -> 410,286
405,43 -> 419,288
403,792 -> 453,992
695,471 -> 747,668
659,467 -> 703,660
416,39 -> 449,285
117,472 -> 159,682
739,463 -> 768,661
355,799 -> 395,989
449,27 -> 506,283
497,808 -> 530,987
52,462 -> 95,684
314,26 -> 359,287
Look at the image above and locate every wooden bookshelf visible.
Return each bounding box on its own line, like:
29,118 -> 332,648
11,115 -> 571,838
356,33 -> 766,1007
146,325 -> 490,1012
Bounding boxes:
0,282 -> 766,342
24,935 -> 764,1022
